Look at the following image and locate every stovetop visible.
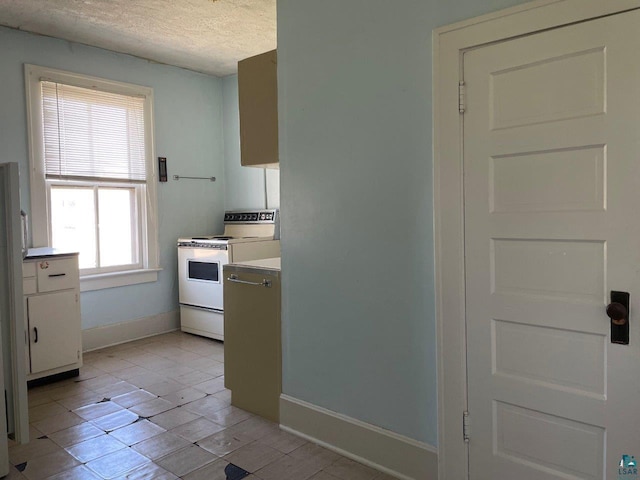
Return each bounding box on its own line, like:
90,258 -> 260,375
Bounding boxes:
177,235 -> 274,246
178,209 -> 279,247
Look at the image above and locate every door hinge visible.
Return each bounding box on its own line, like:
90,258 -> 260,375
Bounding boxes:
458,81 -> 466,114
77,350 -> 80,360
463,411 -> 471,442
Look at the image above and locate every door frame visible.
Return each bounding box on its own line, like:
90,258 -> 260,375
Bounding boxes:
433,1 -> 640,478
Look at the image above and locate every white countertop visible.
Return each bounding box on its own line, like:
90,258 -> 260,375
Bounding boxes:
25,247 -> 79,260
229,257 -> 281,271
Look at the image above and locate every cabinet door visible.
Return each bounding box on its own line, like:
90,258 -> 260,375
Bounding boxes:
238,49 -> 279,167
224,270 -> 281,421
27,291 -> 80,374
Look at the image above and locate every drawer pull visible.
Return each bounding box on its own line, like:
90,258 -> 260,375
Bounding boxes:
48,273 -> 67,278
227,274 -> 272,288
34,327 -> 38,343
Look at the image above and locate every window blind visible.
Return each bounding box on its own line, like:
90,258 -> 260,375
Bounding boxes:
41,81 -> 146,182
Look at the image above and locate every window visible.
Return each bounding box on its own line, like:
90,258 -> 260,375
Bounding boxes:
26,65 -> 160,291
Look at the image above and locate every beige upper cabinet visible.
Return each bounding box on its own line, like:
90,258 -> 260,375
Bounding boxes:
238,49 -> 278,168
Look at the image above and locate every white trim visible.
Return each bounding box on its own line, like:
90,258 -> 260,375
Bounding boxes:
279,394 -> 437,480
23,64 -> 160,284
432,1 -> 640,479
82,310 -> 179,351
80,268 -> 161,292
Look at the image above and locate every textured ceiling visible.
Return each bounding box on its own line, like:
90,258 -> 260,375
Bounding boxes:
0,0 -> 276,76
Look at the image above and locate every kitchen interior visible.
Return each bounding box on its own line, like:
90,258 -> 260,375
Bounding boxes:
0,1 -> 385,479
0,0 -> 514,478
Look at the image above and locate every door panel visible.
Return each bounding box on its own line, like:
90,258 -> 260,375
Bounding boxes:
464,10 -> 640,479
28,291 -> 79,374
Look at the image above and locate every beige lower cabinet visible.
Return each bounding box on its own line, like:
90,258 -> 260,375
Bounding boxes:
23,252 -> 82,383
223,263 -> 281,422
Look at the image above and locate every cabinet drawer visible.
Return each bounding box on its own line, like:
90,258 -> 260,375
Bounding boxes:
36,258 -> 79,292
22,262 -> 36,278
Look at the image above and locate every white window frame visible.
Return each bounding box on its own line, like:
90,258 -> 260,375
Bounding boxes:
25,64 -> 160,291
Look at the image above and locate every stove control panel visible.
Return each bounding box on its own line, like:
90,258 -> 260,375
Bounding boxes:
224,209 -> 277,224
177,241 -> 228,249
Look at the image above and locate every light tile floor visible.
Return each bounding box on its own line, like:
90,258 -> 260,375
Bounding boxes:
8,331 -> 395,480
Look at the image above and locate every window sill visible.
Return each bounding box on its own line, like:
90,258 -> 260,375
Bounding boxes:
80,268 -> 162,292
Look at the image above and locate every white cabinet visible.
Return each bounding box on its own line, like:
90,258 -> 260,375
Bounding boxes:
23,253 -> 82,382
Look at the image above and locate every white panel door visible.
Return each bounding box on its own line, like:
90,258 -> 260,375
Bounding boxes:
464,10 -> 640,480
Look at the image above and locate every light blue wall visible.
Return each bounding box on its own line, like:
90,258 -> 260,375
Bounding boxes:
0,27 -> 225,330
222,75 -> 280,211
277,0 -> 530,446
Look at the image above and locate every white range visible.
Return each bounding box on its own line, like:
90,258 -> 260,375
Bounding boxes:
177,209 -> 280,340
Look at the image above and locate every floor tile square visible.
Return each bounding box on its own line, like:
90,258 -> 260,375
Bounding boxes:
223,417 -> 279,441
32,412 -> 85,435
193,361 -> 224,377
9,436 -> 61,465
77,374 -> 121,392
289,443 -> 340,469
110,366 -> 149,381
93,358 -> 135,374
182,458 -> 230,480
125,373 -> 166,389
160,387 -> 207,406
255,454 -> 324,480
182,395 -> 227,417
193,376 -> 225,395
29,402 -> 68,423
93,381 -> 139,397
212,389 -> 232,404
223,442 -> 284,473
256,429 -> 308,454
128,398 -> 175,418
45,464 -> 103,479
175,370 -> 215,387
57,392 -> 106,411
323,457 -> 380,480
157,365 -> 195,380
85,448 -> 150,479
155,445 -> 217,477
201,405 -> 252,427
75,366 -> 104,382
111,462 -> 179,479
49,423 -> 105,448
109,420 -> 165,446
111,390 -> 157,409
307,472 -> 341,480
144,380 -> 184,397
197,429 -> 253,457
21,449 -> 80,480
65,434 -> 126,463
73,402 -> 123,421
91,409 -> 139,432
28,390 -> 54,409
131,432 -> 192,460
169,417 -> 225,443
149,408 -> 200,430
46,384 -> 92,401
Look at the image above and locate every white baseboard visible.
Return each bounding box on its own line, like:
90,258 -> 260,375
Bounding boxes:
82,310 -> 180,352
279,394 -> 438,480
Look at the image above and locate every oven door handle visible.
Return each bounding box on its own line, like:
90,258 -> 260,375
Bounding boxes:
227,274 -> 272,288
